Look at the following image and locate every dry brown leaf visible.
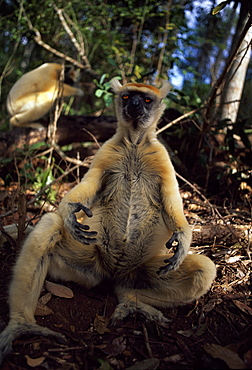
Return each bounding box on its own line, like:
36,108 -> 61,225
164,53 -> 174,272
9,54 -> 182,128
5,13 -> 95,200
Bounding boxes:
204,343 -> 246,369
45,280 -> 74,298
226,256 -> 242,263
25,355 -> 45,367
54,323 -> 63,328
164,354 -> 183,363
233,300 -> 252,315
32,342 -> 41,351
202,298 -> 222,313
35,301 -> 54,316
35,292 -> 54,316
94,314 -> 110,334
102,336 -> 126,356
223,293 -> 247,300
39,292 -> 52,306
177,329 -> 194,337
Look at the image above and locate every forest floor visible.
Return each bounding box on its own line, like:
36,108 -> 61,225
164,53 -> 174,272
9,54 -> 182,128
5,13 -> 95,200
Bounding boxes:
0,182 -> 251,370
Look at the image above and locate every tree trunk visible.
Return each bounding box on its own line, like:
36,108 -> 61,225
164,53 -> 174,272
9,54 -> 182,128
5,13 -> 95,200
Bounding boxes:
219,3 -> 252,123
212,2 -> 238,85
0,108 -> 182,158
192,224 -> 251,246
0,115 -> 117,158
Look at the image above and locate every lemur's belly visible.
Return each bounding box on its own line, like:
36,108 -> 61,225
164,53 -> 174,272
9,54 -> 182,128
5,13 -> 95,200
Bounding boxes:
84,162 -> 170,271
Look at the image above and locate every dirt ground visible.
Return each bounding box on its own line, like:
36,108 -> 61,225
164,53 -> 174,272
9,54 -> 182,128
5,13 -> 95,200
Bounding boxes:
0,185 -> 251,370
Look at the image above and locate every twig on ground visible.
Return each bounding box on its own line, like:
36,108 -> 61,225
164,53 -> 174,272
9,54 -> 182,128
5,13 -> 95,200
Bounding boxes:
141,322 -> 153,358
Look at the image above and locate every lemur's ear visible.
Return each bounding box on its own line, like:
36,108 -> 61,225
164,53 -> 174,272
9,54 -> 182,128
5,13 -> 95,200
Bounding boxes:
110,78 -> 123,93
159,81 -> 172,99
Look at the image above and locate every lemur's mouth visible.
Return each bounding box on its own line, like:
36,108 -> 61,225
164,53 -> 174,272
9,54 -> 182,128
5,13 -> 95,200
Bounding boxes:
123,106 -> 146,121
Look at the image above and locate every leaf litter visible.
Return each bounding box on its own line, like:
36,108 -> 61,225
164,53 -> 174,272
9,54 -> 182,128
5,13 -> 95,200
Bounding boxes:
0,187 -> 251,369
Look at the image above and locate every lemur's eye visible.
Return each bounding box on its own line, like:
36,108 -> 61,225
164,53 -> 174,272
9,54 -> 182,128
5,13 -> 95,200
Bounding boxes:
122,95 -> 129,100
145,97 -> 152,103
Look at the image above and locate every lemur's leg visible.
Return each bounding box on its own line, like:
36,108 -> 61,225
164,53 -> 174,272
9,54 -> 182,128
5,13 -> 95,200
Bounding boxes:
0,211 -> 100,362
112,253 -> 216,325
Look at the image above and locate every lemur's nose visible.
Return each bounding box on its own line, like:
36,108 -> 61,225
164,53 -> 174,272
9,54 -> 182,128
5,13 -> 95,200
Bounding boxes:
131,96 -> 141,106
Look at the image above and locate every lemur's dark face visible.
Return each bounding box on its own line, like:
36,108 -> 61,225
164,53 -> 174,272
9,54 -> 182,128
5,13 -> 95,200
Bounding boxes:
119,90 -> 159,128
64,67 -> 79,86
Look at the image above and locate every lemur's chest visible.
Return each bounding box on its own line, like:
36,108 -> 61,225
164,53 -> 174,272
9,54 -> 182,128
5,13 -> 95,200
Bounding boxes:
92,146 -> 163,271
93,145 -> 163,248
100,144 -> 161,202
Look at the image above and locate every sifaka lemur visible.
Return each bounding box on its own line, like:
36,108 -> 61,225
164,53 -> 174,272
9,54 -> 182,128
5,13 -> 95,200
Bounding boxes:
0,78 -> 216,362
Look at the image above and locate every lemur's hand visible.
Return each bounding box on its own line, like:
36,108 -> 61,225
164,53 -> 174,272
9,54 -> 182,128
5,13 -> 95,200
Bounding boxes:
157,232 -> 186,275
66,202 -> 97,245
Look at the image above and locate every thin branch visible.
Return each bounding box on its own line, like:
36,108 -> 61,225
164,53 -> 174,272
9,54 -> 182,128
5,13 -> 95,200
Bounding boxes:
34,30 -> 86,69
48,64 -> 65,146
128,3 -> 147,75
128,26 -> 138,76
0,0 -> 26,98
53,145 -> 84,165
155,0 -> 172,83
54,5 -> 84,56
24,15 -> 88,70
141,322 -> 153,358
176,171 -> 248,247
53,3 -> 91,69
175,171 -> 214,210
156,107 -> 201,135
113,47 -> 127,84
63,12 -> 86,59
82,128 -> 101,148
46,64 -> 65,174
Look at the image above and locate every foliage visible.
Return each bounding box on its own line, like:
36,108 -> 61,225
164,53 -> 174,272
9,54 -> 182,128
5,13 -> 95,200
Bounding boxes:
0,141 -> 58,203
0,5 -> 251,368
0,1 -> 188,111
94,74 -> 121,108
0,0 -> 251,205
212,0 -> 230,15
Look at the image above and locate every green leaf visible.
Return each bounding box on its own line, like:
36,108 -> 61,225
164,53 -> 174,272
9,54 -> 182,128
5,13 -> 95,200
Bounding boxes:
103,95 -> 113,107
95,89 -> 104,98
212,1 -> 228,15
167,93 -> 181,104
99,74 -> 107,85
0,158 -> 13,164
29,142 -> 47,150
